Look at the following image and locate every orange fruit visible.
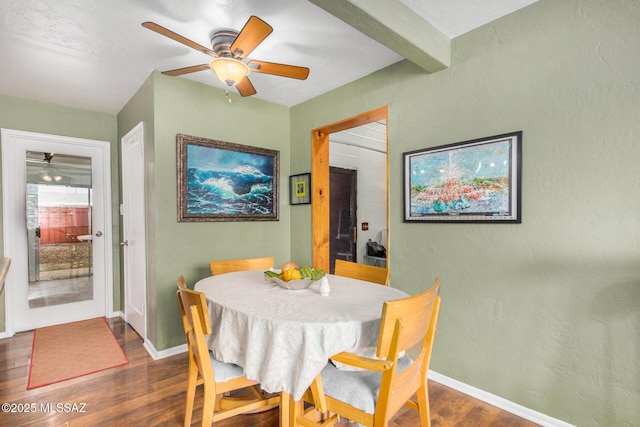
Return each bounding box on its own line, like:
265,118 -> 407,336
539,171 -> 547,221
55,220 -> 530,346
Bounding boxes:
282,269 -> 302,282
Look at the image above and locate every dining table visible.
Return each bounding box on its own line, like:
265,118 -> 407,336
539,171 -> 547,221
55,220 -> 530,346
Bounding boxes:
193,269 -> 408,426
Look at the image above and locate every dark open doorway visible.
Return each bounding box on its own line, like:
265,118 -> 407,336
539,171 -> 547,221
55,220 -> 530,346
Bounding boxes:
330,167 -> 357,273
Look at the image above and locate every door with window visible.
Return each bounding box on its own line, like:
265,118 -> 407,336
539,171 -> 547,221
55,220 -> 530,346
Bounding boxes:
2,129 -> 112,333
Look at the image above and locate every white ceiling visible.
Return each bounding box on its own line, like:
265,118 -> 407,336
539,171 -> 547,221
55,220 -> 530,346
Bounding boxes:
331,121 -> 387,153
0,0 -> 537,114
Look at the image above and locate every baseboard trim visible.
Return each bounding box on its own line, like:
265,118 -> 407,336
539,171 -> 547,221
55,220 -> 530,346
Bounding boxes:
107,313 -> 186,360
429,370 -> 574,427
143,341 -> 187,360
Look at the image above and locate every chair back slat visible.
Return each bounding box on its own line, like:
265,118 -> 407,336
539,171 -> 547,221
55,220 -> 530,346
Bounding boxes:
334,259 -> 390,286
177,276 -> 212,335
187,303 -> 216,380
376,278 -> 440,359
210,256 -> 274,275
176,278 -> 215,384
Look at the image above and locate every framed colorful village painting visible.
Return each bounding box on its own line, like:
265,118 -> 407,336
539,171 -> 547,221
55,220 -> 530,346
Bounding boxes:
403,131 -> 522,223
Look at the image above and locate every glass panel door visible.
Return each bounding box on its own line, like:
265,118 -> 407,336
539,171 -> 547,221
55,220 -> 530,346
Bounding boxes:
3,128 -> 111,333
25,152 -> 93,308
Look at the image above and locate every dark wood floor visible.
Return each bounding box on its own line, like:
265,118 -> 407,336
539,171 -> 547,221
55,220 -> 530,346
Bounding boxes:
0,318 -> 539,427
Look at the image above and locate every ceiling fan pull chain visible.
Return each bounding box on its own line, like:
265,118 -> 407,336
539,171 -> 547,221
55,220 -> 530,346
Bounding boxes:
225,89 -> 232,104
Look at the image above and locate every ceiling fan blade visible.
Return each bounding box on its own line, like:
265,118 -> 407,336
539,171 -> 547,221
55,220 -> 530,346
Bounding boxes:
162,64 -> 210,76
236,77 -> 257,97
248,60 -> 310,80
229,16 -> 273,59
142,22 -> 217,57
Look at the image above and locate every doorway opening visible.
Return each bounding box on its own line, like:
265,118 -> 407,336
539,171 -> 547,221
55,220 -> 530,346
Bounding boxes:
311,106 -> 388,273
330,167 -> 357,273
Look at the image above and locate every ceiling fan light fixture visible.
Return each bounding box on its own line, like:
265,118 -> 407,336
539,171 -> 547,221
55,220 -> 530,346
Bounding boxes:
209,57 -> 250,87
41,172 -> 62,182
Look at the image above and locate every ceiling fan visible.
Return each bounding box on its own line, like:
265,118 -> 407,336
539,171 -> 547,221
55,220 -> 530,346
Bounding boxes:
142,16 -> 310,100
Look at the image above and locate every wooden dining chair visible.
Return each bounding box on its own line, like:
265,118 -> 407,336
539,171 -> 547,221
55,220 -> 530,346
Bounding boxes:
296,277 -> 441,427
176,276 -> 279,427
334,259 -> 390,286
209,256 -> 274,276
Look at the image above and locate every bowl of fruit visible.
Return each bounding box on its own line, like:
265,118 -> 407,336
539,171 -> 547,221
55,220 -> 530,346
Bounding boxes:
265,262 -> 325,290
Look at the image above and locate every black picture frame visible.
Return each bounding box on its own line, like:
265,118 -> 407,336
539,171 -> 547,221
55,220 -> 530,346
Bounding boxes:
289,173 -> 311,205
403,131 -> 522,223
177,134 -> 279,222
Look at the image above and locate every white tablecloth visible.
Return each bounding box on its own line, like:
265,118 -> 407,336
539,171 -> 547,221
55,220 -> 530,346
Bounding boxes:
194,270 -> 408,400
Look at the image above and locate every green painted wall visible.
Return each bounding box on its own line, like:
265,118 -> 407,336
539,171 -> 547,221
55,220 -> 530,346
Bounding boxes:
290,0 -> 640,425
0,94 -> 119,332
124,72 -> 292,350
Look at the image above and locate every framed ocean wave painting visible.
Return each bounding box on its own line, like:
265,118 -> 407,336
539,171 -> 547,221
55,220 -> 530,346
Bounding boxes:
403,131 -> 522,223
177,134 -> 279,222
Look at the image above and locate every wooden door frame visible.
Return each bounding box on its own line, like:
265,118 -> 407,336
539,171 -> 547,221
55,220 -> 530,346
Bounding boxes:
311,106 -> 388,272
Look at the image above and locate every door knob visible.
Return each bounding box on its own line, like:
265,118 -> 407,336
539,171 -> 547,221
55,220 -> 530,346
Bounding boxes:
95,231 -> 103,237
120,241 -> 128,247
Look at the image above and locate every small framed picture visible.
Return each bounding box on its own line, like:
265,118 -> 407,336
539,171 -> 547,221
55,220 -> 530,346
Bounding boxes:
289,173 -> 311,205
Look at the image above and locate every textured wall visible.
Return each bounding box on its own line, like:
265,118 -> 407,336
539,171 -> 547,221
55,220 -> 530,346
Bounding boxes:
290,0 -> 640,425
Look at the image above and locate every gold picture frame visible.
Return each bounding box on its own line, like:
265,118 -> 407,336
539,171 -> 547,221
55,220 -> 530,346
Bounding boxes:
177,134 -> 279,222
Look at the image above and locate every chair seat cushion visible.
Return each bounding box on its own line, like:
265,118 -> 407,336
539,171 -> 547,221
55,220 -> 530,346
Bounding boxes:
210,351 -> 245,382
321,356 -> 412,414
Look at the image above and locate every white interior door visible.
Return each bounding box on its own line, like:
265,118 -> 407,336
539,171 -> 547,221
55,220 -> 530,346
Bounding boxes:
121,122 -> 146,338
2,129 -> 113,333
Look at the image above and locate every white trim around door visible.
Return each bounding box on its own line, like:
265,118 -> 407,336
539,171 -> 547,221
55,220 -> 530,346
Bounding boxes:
1,128 -> 113,335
